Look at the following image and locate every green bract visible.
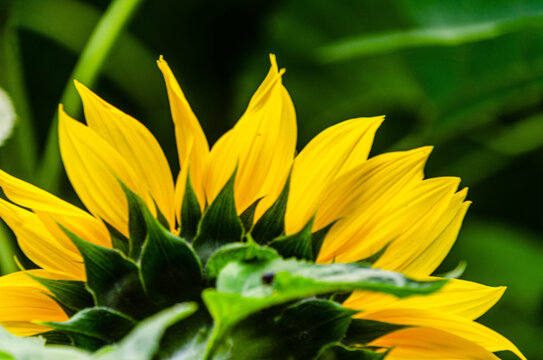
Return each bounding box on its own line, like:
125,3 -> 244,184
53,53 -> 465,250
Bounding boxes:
3,174 -> 445,360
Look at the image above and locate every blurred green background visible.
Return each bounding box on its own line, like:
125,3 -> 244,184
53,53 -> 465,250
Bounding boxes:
0,0 -> 542,358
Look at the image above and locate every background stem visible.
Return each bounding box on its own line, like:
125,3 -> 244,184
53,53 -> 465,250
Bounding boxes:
37,0 -> 144,192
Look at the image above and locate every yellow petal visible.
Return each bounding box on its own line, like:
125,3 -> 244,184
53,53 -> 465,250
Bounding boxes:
75,81 -> 176,229
0,199 -> 84,279
205,55 -> 297,217
59,106 -> 147,237
360,308 -> 526,360
157,56 -> 209,209
380,197 -> 470,278
0,169 -> 110,248
286,116 -> 383,232
344,278 -> 506,321
372,184 -> 469,277
370,327 -> 500,360
0,272 -> 68,336
315,147 -> 432,262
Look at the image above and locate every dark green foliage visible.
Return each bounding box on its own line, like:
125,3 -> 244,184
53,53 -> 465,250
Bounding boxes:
41,307 -> 135,350
26,274 -> 93,314
121,182 -> 147,261
269,218 -> 314,260
277,300 -> 358,359
38,181 -> 447,359
62,227 -> 154,320
192,170 -> 243,263
180,173 -> 202,240
251,172 -> 291,244
343,319 -> 408,345
239,199 -> 261,233
317,345 -> 387,360
140,201 -> 203,307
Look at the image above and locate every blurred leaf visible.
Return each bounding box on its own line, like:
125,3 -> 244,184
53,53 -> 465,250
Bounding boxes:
94,303 -> 197,360
318,13 -> 543,62
0,325 -> 90,360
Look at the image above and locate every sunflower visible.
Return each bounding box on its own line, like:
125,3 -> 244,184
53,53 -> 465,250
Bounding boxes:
0,55 -> 525,360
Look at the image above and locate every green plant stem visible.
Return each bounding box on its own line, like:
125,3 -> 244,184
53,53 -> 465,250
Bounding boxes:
37,0 -> 144,192
0,223 -> 17,274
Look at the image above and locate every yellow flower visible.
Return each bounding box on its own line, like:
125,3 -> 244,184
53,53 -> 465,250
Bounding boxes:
0,55 -> 525,359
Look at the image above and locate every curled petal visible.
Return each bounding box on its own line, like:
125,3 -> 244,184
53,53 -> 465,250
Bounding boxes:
75,81 -> 176,229
0,271 -> 69,336
0,169 -> 110,248
360,308 -> 525,360
59,106 -> 148,237
206,55 -> 296,217
370,327 -> 500,360
344,278 -> 506,321
0,199 -> 84,279
157,57 -> 209,210
316,147 -> 432,262
286,116 -> 383,232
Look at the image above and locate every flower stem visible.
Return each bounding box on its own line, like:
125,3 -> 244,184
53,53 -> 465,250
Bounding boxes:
37,0 -> 144,192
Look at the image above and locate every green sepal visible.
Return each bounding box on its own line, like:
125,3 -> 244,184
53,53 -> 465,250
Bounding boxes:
205,242 -> 278,280
25,274 -> 93,314
277,299 -> 358,359
239,199 -> 261,233
316,344 -> 387,360
251,172 -> 291,244
105,223 -> 129,256
343,318 -> 408,345
120,182 -> 147,261
192,169 -> 243,263
357,242 -> 391,265
311,220 -> 338,261
40,307 -> 135,351
155,201 -> 171,230
180,173 -> 202,240
269,218 -> 314,260
62,226 -> 154,319
139,199 -> 203,307
94,303 -> 198,360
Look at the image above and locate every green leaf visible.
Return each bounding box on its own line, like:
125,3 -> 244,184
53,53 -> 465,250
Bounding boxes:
63,227 -> 153,320
40,307 -> 135,351
251,172 -> 291,244
180,173 -> 202,240
25,274 -> 93,314
156,309 -> 212,360
0,325 -> 90,360
343,319 -> 407,345
211,311 -> 289,360
120,182 -> 147,261
205,242 -> 278,280
139,199 -> 203,308
277,300 -> 358,359
316,344 -> 386,360
318,14 -> 543,63
94,303 -> 198,360
269,218 -> 314,260
203,257 -> 445,357
193,170 -> 243,263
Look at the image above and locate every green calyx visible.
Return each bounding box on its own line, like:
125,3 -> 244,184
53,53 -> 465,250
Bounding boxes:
20,171 -> 445,360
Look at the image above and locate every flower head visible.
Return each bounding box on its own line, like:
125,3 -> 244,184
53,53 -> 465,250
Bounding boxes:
0,55 -> 525,359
